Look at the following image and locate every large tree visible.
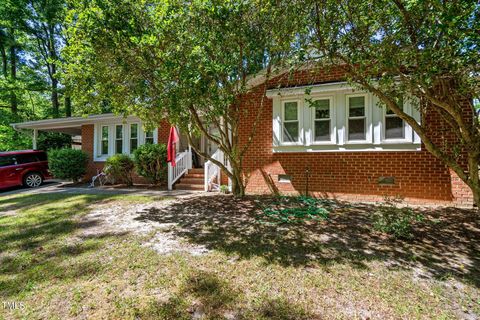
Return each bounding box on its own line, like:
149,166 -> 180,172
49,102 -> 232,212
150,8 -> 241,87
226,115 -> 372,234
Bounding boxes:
289,0 -> 480,206
25,0 -> 67,118
0,0 -> 29,115
64,0 -> 294,196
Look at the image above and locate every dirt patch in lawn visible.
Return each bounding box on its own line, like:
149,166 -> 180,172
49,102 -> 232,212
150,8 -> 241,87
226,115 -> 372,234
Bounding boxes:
71,193 -> 479,318
134,194 -> 480,317
135,195 -> 480,281
77,195 -> 210,256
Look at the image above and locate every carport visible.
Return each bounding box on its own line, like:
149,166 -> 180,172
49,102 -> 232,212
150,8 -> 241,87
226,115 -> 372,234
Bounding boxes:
11,117 -> 84,149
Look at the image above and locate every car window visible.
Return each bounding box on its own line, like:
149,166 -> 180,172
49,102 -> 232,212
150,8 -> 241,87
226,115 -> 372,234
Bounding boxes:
17,154 -> 39,164
37,152 -> 47,161
0,156 -> 17,167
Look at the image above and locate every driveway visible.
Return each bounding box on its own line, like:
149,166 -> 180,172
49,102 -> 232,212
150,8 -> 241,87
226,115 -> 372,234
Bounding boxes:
0,180 -> 202,197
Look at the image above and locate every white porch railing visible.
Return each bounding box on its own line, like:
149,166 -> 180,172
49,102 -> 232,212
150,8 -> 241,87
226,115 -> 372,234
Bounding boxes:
204,149 -> 224,191
167,149 -> 192,190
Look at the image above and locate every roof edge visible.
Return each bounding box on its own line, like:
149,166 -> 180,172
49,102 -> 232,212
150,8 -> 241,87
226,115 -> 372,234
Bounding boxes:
11,113 -> 142,130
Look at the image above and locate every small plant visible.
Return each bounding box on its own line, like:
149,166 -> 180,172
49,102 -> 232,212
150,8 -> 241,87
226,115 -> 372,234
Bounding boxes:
47,148 -> 89,182
372,197 -> 424,239
105,154 -> 135,186
219,185 -> 229,194
133,143 -> 167,185
261,195 -> 330,224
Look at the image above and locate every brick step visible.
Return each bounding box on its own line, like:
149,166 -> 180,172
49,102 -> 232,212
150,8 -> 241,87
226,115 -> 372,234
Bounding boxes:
175,183 -> 204,190
179,177 -> 204,184
185,173 -> 204,179
188,168 -> 204,174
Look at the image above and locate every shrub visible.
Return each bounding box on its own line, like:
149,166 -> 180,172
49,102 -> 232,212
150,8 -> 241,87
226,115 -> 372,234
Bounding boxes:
48,148 -> 88,182
105,154 -> 135,186
219,185 -> 229,194
133,143 -> 167,185
372,197 -> 424,239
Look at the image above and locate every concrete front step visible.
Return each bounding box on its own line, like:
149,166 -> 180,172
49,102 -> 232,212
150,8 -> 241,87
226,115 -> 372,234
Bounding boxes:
175,183 -> 204,190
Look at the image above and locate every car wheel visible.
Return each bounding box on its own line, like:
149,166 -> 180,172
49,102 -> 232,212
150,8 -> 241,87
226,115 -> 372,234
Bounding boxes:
24,172 -> 43,188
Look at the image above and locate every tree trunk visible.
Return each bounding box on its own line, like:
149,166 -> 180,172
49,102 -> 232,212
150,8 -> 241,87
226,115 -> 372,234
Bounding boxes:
230,164 -> 245,197
467,153 -> 480,208
51,73 -> 59,118
65,95 -> 72,117
473,189 -> 480,209
0,43 -> 7,78
9,43 -> 17,115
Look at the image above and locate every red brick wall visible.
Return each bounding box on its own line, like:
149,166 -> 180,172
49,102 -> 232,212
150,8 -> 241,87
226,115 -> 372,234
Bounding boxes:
81,124 -> 97,180
158,120 -> 170,144
237,66 -> 474,205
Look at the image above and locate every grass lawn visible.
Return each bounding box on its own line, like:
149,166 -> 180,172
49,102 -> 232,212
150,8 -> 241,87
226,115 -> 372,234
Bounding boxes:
0,192 -> 479,319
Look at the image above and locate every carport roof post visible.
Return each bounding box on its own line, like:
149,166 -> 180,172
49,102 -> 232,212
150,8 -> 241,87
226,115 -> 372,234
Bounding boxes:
33,129 -> 38,150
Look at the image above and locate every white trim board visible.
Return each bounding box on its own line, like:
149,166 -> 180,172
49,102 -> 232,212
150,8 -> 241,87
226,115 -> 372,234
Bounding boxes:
271,85 -> 421,152
11,113 -> 143,130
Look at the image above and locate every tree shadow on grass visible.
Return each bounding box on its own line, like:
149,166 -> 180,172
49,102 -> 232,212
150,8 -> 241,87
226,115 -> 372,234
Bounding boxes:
135,195 -> 480,288
0,193 -> 120,298
139,270 -> 314,320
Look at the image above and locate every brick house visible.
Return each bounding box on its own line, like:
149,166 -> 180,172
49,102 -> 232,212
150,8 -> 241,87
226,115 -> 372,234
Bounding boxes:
12,66 -> 474,206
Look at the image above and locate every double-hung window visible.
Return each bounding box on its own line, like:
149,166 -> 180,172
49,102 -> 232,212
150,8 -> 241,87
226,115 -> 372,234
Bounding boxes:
95,122 -> 158,160
270,86 -> 419,151
115,125 -> 123,154
347,95 -> 367,141
384,98 -> 405,140
312,98 -> 332,142
101,126 -> 109,155
145,130 -> 154,144
282,101 -> 300,143
130,124 -> 138,153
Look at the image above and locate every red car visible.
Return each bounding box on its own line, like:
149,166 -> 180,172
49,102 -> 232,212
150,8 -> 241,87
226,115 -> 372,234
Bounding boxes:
0,150 -> 52,189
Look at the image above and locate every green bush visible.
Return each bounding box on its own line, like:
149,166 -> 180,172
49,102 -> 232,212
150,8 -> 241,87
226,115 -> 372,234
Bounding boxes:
133,143 -> 167,185
372,198 -> 424,239
48,149 -> 88,182
105,154 -> 135,186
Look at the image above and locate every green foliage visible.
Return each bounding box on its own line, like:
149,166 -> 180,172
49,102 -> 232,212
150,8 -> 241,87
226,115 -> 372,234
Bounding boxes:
63,0 -> 297,196
47,148 -> 88,182
288,0 -> 480,206
37,132 -> 72,151
105,154 -> 135,186
261,196 -> 331,224
372,198 -> 425,239
132,144 -> 167,185
0,110 -> 32,151
219,185 -> 229,194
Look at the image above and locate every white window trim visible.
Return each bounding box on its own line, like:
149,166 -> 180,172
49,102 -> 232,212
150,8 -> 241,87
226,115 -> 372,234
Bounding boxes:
100,125 -> 110,156
270,85 -> 421,153
281,99 -> 303,145
345,93 -> 372,144
129,123 -> 140,154
93,121 -> 158,162
114,124 -> 124,154
144,129 -> 156,145
380,101 -> 414,144
308,95 -> 336,145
